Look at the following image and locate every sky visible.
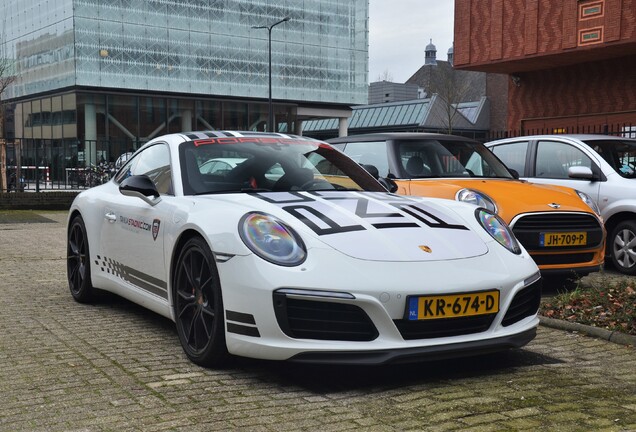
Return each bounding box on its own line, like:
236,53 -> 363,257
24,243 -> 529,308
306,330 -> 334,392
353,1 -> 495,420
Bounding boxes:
368,1 -> 455,84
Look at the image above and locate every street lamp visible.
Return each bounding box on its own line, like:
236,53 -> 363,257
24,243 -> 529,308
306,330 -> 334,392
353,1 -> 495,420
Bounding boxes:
252,16 -> 290,132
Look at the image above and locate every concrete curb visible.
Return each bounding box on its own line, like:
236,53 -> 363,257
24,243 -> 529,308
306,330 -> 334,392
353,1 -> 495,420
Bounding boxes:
539,316 -> 636,347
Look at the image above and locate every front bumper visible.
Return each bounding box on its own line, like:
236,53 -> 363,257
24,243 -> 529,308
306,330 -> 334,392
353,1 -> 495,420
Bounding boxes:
288,327 -> 537,365
218,247 -> 541,363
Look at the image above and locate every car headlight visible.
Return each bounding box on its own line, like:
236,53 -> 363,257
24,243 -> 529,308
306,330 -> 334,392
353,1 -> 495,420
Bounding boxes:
576,190 -> 601,216
476,208 -> 521,255
239,212 -> 307,266
456,188 -> 497,213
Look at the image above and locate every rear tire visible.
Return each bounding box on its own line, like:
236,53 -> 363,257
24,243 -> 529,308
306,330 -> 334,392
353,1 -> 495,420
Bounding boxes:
173,237 -> 229,367
610,220 -> 636,275
67,215 -> 95,303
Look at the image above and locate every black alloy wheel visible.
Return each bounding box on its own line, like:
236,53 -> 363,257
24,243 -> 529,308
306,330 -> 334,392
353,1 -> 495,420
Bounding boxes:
173,236 -> 228,367
67,215 -> 95,303
610,220 -> 636,275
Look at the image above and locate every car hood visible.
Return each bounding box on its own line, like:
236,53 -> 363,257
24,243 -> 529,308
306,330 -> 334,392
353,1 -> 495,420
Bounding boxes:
220,191 -> 491,262
401,178 -> 593,223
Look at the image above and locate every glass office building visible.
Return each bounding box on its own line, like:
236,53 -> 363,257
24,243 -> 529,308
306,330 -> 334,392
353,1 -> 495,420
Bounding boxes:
1,0 -> 367,185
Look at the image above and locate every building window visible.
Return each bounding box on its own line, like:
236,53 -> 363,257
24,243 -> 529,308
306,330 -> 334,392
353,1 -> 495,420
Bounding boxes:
579,1 -> 604,20
578,27 -> 603,45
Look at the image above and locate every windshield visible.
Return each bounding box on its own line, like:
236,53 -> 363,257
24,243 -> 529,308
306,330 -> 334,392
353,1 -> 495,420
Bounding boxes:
395,139 -> 514,179
179,136 -> 387,195
582,139 -> 636,179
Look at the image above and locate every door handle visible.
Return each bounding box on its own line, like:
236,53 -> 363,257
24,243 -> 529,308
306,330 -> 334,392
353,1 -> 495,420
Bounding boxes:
104,212 -> 117,223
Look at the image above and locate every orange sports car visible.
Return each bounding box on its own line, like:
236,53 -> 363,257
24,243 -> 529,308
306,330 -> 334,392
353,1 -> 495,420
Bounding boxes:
329,133 -> 605,279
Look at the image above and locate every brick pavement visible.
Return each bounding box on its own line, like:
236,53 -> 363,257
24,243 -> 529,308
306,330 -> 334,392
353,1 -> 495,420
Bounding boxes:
0,211 -> 635,431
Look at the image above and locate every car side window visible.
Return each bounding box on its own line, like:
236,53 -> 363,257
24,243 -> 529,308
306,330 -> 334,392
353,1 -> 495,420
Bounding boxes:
489,141 -> 528,175
115,143 -> 173,195
336,141 -> 390,177
535,141 -> 592,179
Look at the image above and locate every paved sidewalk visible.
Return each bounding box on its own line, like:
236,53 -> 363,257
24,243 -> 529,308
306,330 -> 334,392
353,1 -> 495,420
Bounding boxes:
0,211 -> 635,431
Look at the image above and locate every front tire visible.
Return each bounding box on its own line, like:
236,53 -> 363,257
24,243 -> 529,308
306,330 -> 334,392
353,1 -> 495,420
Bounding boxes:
610,220 -> 636,275
173,237 -> 228,367
67,215 -> 95,303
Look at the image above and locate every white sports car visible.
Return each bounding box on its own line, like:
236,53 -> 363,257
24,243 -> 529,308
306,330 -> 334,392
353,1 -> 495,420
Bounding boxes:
67,131 -> 542,367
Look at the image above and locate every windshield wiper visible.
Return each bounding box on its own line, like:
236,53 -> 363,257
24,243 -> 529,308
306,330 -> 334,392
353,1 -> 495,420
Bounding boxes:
241,188 -> 272,192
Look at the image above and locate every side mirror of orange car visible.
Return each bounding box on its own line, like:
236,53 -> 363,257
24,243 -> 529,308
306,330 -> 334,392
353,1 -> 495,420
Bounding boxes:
360,163 -> 379,178
379,177 -> 398,193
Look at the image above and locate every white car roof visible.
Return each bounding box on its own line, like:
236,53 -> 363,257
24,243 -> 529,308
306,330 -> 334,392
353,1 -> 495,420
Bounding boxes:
487,134 -> 636,144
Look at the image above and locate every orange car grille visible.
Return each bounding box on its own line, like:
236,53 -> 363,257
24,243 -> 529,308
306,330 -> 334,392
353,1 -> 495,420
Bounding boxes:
511,213 -> 604,251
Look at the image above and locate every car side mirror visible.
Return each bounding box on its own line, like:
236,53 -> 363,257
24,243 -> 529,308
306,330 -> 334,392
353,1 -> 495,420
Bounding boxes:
508,169 -> 520,179
568,166 -> 594,180
360,163 -> 379,178
119,175 -> 162,206
379,177 -> 398,193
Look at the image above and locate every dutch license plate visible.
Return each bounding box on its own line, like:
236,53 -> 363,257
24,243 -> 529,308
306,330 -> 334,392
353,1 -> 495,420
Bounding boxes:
540,231 -> 587,247
407,291 -> 499,320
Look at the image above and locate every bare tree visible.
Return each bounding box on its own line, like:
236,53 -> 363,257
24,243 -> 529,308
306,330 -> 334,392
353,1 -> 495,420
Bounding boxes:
0,55 -> 15,101
0,27 -> 16,192
376,69 -> 394,82
430,66 -> 473,134
0,25 -> 16,136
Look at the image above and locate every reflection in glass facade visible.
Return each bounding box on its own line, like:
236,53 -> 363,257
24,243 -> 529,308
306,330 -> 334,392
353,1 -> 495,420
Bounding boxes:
1,0 -> 367,188
2,0 -> 75,99
3,0 -> 368,104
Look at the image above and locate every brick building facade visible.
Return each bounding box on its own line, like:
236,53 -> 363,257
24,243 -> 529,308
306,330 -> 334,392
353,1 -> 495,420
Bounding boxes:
453,0 -> 636,134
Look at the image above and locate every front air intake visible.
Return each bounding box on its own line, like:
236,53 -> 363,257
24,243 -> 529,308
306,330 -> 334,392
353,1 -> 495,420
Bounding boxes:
393,314 -> 497,340
273,293 -> 379,341
501,278 -> 542,327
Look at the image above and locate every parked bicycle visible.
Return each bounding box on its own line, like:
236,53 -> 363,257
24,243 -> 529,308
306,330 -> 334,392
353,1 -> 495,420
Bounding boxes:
7,169 -> 26,192
66,162 -> 116,189
83,162 -> 116,188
